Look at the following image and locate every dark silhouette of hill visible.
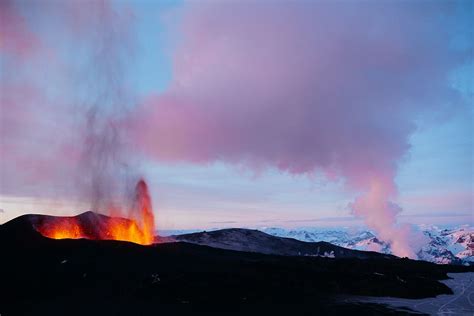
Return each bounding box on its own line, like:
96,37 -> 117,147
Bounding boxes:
1,212 -> 472,315
173,228 -> 396,259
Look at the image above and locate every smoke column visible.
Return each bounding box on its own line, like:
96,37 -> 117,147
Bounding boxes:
67,1 -> 153,227
74,1 -> 135,214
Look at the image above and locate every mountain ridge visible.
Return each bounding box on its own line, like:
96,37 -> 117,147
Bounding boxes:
171,228 -> 395,260
259,226 -> 474,265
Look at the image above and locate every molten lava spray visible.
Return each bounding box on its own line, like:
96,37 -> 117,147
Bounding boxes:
36,179 -> 155,245
129,179 -> 155,245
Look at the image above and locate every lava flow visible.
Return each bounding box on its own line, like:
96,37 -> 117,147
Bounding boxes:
34,179 -> 156,245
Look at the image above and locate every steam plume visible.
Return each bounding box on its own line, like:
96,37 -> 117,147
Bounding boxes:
129,1 -> 470,257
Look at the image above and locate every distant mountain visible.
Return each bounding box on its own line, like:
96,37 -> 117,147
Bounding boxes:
259,226 -> 474,265
172,228 -> 395,259
418,227 -> 474,265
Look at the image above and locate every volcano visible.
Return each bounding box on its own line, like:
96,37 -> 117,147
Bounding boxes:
33,179 -> 155,245
32,211 -> 155,245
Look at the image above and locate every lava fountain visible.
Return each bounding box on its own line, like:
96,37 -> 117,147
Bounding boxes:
34,179 -> 156,245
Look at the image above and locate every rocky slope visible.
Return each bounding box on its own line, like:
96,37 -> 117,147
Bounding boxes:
172,228 -> 394,259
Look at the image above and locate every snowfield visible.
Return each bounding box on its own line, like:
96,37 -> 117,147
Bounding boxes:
260,226 -> 473,265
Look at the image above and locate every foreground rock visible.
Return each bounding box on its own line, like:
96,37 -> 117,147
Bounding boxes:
1,213 -> 473,315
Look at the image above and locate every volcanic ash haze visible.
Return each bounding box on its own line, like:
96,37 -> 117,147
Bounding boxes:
0,0 -> 156,236
71,2 -> 158,239
12,1 -> 155,244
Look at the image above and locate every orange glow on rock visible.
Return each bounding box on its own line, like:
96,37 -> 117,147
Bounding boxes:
34,179 -> 156,245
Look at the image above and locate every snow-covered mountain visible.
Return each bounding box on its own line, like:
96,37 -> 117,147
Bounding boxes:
260,226 -> 473,265
417,226 -> 474,265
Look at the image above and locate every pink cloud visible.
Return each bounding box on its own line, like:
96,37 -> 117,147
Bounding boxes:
0,0 -> 41,57
0,1 -> 134,202
129,1 -> 468,257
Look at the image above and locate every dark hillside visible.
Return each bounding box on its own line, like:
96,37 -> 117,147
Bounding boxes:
1,213 -> 472,315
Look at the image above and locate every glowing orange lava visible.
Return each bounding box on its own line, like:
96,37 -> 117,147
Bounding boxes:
35,179 -> 156,245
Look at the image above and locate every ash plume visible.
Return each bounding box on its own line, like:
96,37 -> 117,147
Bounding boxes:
74,1 -> 136,214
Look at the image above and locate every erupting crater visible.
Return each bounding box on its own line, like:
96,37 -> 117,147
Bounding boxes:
33,179 -> 156,245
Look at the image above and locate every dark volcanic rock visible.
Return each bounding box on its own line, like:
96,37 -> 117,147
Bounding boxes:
172,228 -> 396,259
1,213 -> 472,315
